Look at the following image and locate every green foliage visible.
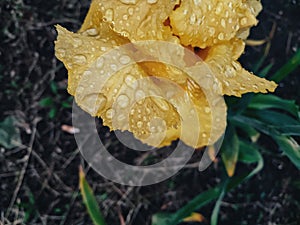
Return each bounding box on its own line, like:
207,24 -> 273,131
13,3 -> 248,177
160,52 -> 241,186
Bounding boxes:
152,48 -> 300,225
39,81 -> 72,119
0,116 -> 21,149
79,167 -> 107,225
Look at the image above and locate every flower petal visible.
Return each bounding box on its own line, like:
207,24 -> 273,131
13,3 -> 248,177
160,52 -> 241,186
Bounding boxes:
204,38 -> 277,96
97,0 -> 179,42
170,0 -> 258,48
55,25 -> 128,96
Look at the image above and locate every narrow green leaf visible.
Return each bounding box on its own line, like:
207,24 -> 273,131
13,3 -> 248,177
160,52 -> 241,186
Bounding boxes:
258,62 -> 273,78
246,110 -> 300,127
221,126 -> 239,177
271,49 -> 300,82
272,136 -> 300,169
278,125 -> 300,136
248,94 -> 299,118
211,180 -> 228,225
79,167 -> 107,225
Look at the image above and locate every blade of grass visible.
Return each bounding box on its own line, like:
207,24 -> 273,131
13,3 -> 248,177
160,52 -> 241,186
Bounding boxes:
79,167 -> 107,225
221,126 -> 239,177
248,94 -> 299,118
271,49 -> 300,82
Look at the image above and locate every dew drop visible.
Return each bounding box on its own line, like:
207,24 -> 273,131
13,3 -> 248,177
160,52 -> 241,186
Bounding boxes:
96,57 -> 104,68
137,121 -> 143,128
117,114 -> 126,121
135,90 -> 145,100
209,27 -> 215,36
218,33 -> 224,40
120,0 -> 137,4
128,7 -> 134,15
125,75 -> 138,88
104,9 -> 114,22
204,107 -> 211,113
86,28 -> 99,36
240,17 -> 248,26
73,38 -> 83,47
106,108 -> 115,119
119,55 -> 131,65
73,55 -> 87,64
110,64 -> 117,71
189,13 -> 196,24
117,94 -> 130,108
147,0 -> 157,4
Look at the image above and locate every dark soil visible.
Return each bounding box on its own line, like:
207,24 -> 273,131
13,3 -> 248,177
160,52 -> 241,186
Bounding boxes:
0,0 -> 299,225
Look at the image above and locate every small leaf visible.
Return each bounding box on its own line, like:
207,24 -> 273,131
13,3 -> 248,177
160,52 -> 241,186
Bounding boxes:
221,126 -> 239,177
39,97 -> 54,107
272,136 -> 300,169
48,108 -> 57,119
183,212 -> 206,223
50,81 -> 58,95
79,167 -> 107,225
0,116 -> 21,149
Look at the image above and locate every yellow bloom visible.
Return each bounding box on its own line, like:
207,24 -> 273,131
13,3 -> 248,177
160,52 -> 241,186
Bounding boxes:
55,0 -> 276,148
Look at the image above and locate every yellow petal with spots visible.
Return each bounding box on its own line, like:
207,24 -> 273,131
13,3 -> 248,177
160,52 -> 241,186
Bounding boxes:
97,0 -> 179,43
204,38 -> 277,96
170,0 -> 258,48
55,25 -> 128,96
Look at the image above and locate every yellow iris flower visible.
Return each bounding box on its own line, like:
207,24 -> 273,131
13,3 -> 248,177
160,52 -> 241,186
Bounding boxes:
55,0 -> 276,148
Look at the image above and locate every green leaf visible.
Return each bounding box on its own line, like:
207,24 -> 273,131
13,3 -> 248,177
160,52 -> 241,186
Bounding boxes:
272,136 -> 300,169
271,49 -> 300,82
211,180 -> 228,225
48,108 -> 57,119
258,62 -> 273,78
50,81 -> 58,95
227,140 -> 264,190
246,110 -> 300,127
221,126 -> 239,177
39,97 -> 54,107
79,167 -> 107,225
248,94 -> 299,118
0,116 -> 21,149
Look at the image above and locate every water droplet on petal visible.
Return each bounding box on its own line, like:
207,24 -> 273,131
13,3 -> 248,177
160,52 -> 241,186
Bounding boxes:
125,75 -> 137,89
86,28 -> 99,36
96,57 -> 104,68
137,121 -> 143,128
117,94 -> 130,108
119,55 -> 131,65
147,0 -> 157,4
104,9 -> 114,22
128,7 -> 134,15
106,108 -> 115,119
73,38 -> 83,47
120,0 -> 137,4
204,107 -> 211,113
135,90 -> 145,100
73,55 -> 87,64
